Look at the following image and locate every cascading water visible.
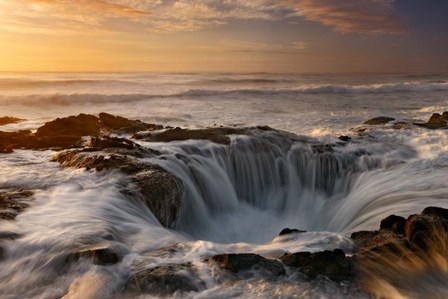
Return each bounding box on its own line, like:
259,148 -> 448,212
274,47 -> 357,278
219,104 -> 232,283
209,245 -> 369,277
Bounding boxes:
144,130 -> 446,245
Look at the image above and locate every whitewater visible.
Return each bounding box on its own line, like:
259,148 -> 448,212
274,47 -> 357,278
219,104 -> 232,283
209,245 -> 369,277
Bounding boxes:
0,72 -> 448,298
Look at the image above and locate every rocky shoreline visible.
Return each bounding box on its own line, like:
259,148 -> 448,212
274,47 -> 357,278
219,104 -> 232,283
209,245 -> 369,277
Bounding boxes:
1,112 -> 447,298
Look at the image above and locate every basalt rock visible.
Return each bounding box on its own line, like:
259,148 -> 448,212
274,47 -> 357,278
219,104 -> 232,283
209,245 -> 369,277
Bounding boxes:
281,249 -> 357,282
35,114 -> 100,139
414,111 -> 448,129
0,116 -> 24,126
125,263 -> 202,295
364,116 -> 395,125
278,228 -> 306,236
99,112 -> 163,134
68,247 -> 122,265
0,113 -> 164,153
380,215 -> 406,235
0,189 -> 34,220
208,253 -> 285,276
52,150 -> 182,228
137,127 -> 237,145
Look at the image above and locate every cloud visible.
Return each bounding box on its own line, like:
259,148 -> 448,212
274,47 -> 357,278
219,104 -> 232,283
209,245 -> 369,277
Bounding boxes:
1,0 -> 406,34
280,0 -> 407,34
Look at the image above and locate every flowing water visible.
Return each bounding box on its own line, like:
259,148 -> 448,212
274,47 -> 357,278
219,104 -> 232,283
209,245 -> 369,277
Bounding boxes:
0,73 -> 448,298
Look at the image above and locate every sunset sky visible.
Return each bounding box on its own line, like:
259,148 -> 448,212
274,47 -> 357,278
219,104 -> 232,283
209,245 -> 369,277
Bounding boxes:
0,0 -> 447,73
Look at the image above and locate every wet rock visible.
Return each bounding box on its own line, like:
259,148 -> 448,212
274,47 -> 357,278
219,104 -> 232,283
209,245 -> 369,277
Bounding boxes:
338,135 -> 351,142
208,253 -> 285,276
0,116 -> 24,126
141,127 -> 234,145
281,249 -> 357,282
391,121 -> 412,130
126,263 -> 201,295
0,190 -> 33,220
405,212 -> 448,250
68,247 -> 122,265
0,130 -> 33,153
414,112 -> 448,129
88,136 -> 140,150
380,215 -> 406,235
0,231 -> 22,240
99,112 -> 162,134
364,116 -> 395,125
132,170 -> 182,228
35,114 -> 100,139
52,151 -> 182,228
278,228 -> 306,236
0,113 -> 164,153
421,206 -> 448,220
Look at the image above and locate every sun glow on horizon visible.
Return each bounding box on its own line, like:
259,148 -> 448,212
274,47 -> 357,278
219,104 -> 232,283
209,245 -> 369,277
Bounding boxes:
0,0 -> 447,73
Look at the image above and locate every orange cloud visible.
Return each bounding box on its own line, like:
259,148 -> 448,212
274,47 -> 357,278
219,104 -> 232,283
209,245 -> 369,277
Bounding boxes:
280,0 -> 407,34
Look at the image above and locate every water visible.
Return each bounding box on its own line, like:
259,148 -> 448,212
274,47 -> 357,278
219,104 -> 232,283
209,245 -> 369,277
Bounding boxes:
0,73 -> 448,298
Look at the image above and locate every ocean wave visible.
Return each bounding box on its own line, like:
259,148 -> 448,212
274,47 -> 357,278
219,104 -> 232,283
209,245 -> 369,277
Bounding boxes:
1,81 -> 448,106
181,81 -> 448,96
0,78 -> 135,89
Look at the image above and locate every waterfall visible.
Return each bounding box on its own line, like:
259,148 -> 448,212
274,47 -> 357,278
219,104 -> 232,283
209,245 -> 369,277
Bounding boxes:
147,132 -> 423,243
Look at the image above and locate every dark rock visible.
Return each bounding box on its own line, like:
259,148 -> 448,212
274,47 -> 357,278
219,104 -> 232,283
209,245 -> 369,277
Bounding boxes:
126,263 -> 201,295
69,247 -> 121,265
35,114 -> 100,139
338,135 -> 351,142
143,127 -> 234,145
392,121 -> 412,130
88,136 -> 140,150
0,231 -> 22,240
0,116 -> 24,126
278,228 -> 306,235
421,206 -> 448,220
132,170 -> 182,228
0,190 -> 33,220
414,112 -> 448,129
208,253 -> 285,276
364,117 -> 395,125
380,215 -> 406,235
281,249 -> 357,282
52,151 -> 182,228
404,213 -> 448,250
99,112 -> 162,134
312,144 -> 334,153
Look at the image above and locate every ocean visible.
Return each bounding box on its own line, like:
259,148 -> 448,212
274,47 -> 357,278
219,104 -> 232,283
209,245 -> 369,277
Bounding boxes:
0,72 -> 447,298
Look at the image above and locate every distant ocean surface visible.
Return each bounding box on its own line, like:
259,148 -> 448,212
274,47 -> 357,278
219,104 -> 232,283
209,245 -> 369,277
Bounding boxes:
1,72 -> 448,135
1,73 -> 448,298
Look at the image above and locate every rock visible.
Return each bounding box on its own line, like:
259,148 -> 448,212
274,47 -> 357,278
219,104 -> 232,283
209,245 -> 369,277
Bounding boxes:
391,121 -> 412,130
88,136 -> 140,150
404,212 -> 448,250
208,253 -> 285,276
421,206 -> 448,220
414,111 -> 448,129
132,170 -> 182,228
364,117 -> 395,125
281,249 -> 357,282
36,114 -> 100,139
136,126 -> 275,145
0,189 -> 33,220
99,112 -> 162,134
125,263 -> 201,295
338,135 -> 351,142
278,228 -> 306,235
0,231 -> 22,240
68,247 -> 122,265
380,215 -> 406,235
0,116 -> 24,126
52,151 -> 182,228
0,130 -> 33,153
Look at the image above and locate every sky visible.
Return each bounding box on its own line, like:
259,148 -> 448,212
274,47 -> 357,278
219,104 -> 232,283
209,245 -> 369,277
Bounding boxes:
0,0 -> 447,73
